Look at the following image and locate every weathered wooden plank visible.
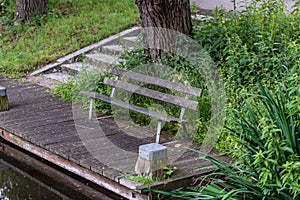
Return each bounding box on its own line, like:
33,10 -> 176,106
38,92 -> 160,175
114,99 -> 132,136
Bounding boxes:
102,168 -> 123,183
80,91 -> 181,122
0,129 -> 148,200
1,107 -> 74,125
45,136 -> 86,160
104,78 -> 199,110
4,93 -> 55,108
2,122 -> 75,142
80,157 -> 106,174
0,76 -> 225,200
4,81 -> 36,90
107,66 -> 203,97
32,128 -> 78,145
106,132 -> 148,151
28,132 -> 75,145
0,105 -> 72,123
0,142 -> 116,200
12,87 -> 49,96
69,135 -> 146,163
3,100 -> 70,119
4,116 -> 76,131
31,120 -> 76,133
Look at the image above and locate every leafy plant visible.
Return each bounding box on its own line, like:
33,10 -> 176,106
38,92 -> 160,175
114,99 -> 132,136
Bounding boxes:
52,80 -> 74,101
156,82 -> 300,199
121,166 -> 177,186
194,0 -> 300,91
192,0 -> 300,153
163,166 -> 177,178
0,0 -> 15,25
121,173 -> 155,186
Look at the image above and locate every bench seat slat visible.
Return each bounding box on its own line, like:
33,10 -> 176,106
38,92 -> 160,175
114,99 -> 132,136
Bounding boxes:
107,67 -> 202,97
104,78 -> 199,111
80,91 -> 182,122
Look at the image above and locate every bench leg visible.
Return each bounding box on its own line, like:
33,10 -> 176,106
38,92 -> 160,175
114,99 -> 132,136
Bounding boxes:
89,99 -> 94,120
155,120 -> 162,144
182,122 -> 189,139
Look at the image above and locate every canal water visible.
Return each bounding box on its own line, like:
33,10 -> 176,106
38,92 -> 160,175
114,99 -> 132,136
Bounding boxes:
0,162 -> 63,200
0,140 -> 121,200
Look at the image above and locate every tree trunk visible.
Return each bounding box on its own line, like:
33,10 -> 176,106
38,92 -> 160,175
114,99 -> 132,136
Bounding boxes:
135,0 -> 192,59
14,0 -> 48,25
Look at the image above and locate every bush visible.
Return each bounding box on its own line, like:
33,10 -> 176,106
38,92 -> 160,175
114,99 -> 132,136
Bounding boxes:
156,82 -> 300,199
193,0 -> 300,91
192,0 -> 300,151
155,0 -> 300,198
0,0 -> 15,25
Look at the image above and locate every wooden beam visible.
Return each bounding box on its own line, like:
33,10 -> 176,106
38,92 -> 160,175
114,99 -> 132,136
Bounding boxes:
0,128 -> 149,200
107,67 -> 203,97
104,78 -> 199,110
80,91 -> 181,122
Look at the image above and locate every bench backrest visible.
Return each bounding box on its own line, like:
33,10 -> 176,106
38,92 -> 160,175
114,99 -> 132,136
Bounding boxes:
104,67 -> 202,116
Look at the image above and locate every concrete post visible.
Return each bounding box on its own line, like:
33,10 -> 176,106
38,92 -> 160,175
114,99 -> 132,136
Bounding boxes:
0,86 -> 8,112
135,143 -> 168,178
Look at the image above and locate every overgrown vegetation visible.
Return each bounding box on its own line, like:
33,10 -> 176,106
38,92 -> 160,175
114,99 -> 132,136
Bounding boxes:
156,0 -> 300,199
0,0 -> 139,77
8,0 -> 299,197
157,82 -> 300,199
194,0 -> 300,153
121,166 -> 177,185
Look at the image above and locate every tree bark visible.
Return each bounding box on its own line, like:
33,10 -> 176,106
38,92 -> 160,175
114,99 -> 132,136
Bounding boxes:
14,0 -> 48,25
135,0 -> 192,59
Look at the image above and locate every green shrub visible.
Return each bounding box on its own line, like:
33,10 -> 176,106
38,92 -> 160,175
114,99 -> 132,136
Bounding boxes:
155,0 -> 300,198
0,0 -> 15,25
194,0 -> 300,91
53,67 -> 113,113
52,80 -> 74,101
157,82 -> 300,199
192,0 -> 300,152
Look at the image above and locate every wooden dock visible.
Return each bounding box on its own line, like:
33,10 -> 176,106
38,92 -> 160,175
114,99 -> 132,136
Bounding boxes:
0,76 -> 227,199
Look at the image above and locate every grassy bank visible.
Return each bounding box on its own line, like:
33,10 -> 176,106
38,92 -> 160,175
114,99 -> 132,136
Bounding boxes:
0,0 -> 139,77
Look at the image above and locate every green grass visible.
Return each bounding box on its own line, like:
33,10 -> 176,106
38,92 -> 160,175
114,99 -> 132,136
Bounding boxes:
0,0 -> 139,77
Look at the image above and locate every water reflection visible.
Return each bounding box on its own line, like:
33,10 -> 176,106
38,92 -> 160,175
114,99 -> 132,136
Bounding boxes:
0,162 -> 62,200
0,140 -> 119,200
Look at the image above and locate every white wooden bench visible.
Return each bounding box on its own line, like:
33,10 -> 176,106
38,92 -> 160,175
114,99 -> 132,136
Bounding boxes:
80,66 -> 202,144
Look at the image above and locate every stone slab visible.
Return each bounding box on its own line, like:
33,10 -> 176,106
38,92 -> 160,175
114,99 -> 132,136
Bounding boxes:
138,143 -> 167,161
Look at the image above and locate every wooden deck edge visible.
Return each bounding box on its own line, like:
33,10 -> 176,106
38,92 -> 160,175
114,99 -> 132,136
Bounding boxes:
137,169 -> 214,192
0,127 -> 149,200
0,141 -> 115,200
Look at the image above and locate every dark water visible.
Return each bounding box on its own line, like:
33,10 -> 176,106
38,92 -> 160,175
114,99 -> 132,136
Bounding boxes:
0,140 -> 120,200
0,163 -> 63,200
